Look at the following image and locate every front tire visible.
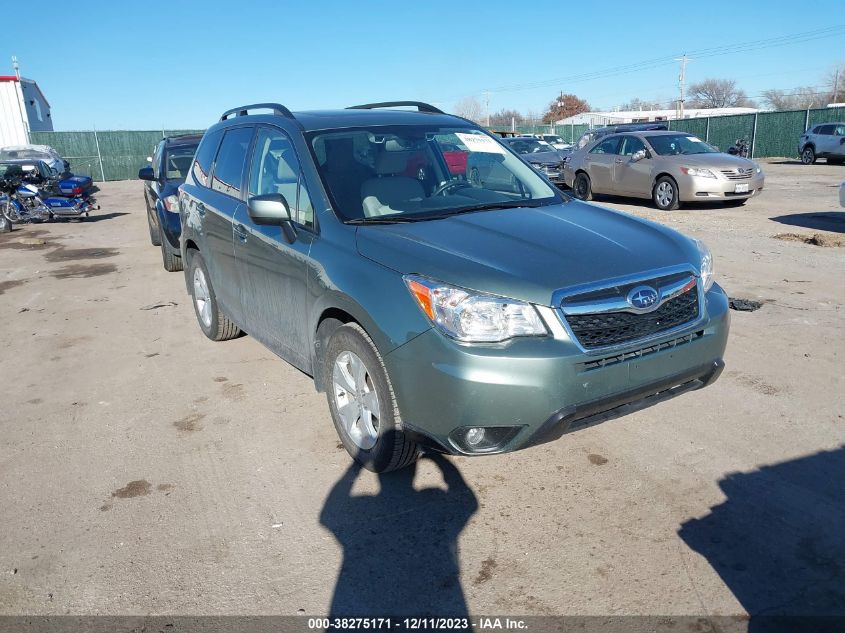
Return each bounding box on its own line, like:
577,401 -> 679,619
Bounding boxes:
653,176 -> 680,210
801,146 -> 816,165
324,323 -> 419,473
573,172 -> 593,201
188,252 -> 240,341
159,225 -> 183,272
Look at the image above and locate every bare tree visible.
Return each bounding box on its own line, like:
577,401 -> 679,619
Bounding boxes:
543,93 -> 590,123
489,109 -> 524,127
620,98 -> 665,111
824,63 -> 845,103
452,97 -> 484,123
761,87 -> 825,110
687,79 -> 755,108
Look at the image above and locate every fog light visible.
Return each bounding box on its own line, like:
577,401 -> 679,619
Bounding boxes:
448,425 -> 524,454
466,427 -> 485,446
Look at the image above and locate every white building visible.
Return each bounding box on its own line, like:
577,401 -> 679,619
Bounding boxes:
557,107 -> 758,127
0,75 -> 53,146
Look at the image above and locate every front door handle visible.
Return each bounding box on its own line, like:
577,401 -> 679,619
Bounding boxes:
196,202 -> 207,217
614,158 -> 623,164
233,223 -> 248,242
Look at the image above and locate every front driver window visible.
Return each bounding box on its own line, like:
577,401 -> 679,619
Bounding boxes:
248,127 -> 314,229
590,137 -> 620,155
619,136 -> 646,156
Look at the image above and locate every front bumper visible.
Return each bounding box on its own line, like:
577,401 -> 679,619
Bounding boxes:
384,284 -> 730,455
678,173 -> 765,202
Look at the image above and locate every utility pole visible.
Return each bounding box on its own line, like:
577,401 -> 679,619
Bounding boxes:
833,69 -> 840,104
675,54 -> 688,120
483,90 -> 490,127
11,55 -> 20,79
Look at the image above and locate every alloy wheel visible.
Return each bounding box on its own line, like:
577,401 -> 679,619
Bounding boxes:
332,350 -> 380,450
192,267 -> 212,328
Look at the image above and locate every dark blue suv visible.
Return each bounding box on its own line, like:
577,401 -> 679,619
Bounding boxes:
139,134 -> 202,271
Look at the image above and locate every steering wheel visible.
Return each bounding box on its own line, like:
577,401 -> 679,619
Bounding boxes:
431,179 -> 473,197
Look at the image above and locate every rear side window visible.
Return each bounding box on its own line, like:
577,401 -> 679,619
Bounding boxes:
211,127 -> 254,198
191,129 -> 223,188
817,125 -> 835,135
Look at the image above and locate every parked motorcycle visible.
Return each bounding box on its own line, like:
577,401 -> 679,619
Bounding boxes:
0,172 -> 94,225
0,174 -> 51,225
728,138 -> 750,158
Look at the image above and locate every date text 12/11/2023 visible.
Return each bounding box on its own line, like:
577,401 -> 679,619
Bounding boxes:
306,618 -> 528,630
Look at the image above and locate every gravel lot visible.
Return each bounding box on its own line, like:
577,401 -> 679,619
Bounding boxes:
0,161 -> 843,619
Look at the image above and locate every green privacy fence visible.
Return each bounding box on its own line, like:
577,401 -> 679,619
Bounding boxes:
30,129 -> 203,181
667,107 -> 845,158
26,106 -> 845,181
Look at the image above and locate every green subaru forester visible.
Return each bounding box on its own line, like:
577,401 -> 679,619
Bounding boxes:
179,101 -> 729,472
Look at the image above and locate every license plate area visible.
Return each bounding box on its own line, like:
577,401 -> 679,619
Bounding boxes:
734,183 -> 749,193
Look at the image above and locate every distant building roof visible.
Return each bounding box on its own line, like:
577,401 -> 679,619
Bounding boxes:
557,107 -> 759,126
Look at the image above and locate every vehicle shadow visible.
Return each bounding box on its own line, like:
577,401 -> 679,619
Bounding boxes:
320,452 -> 478,620
80,212 -> 130,223
770,212 -> 845,234
678,445 -> 845,632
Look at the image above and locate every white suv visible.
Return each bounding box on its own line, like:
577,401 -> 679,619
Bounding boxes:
799,123 -> 845,164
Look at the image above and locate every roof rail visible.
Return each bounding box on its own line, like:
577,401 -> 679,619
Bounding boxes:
347,101 -> 445,114
220,103 -> 295,121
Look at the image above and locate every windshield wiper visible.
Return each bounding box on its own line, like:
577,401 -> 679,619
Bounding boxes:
345,216 -> 422,225
346,201 -> 548,225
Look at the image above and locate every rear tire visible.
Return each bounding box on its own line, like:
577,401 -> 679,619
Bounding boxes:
801,146 -> 816,165
653,176 -> 680,211
188,252 -> 240,341
324,323 -> 419,473
159,225 -> 183,272
573,172 -> 593,201
147,202 -> 161,246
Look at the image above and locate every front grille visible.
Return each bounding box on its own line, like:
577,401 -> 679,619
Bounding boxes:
721,169 -> 752,180
565,286 -> 699,349
580,330 -> 704,371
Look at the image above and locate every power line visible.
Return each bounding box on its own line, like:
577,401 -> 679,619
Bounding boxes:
432,24 -> 845,104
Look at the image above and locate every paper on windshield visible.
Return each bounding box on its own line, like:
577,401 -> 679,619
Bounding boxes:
455,133 -> 506,154
687,137 -> 703,143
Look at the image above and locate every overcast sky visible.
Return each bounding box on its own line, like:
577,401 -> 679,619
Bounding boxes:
5,0 -> 845,130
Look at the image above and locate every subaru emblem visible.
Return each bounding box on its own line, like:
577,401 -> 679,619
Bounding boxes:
627,285 -> 659,310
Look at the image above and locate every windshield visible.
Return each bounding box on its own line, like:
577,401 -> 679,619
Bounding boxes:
646,134 -> 719,156
164,144 -> 198,180
0,162 -> 39,178
0,148 -> 50,161
307,125 -> 560,222
545,136 -> 564,144
507,139 -> 554,155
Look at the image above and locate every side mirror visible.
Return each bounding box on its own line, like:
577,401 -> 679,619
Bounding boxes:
248,193 -> 292,225
138,166 -> 155,181
248,193 -> 296,242
631,149 -> 647,162
146,156 -> 153,163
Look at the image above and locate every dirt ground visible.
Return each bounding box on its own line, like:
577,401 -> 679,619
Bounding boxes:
0,161 -> 843,620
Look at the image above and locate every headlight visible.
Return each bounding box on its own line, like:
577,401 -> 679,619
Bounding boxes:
681,167 -> 716,178
695,239 -> 714,291
753,162 -> 762,174
404,275 -> 547,342
162,194 -> 179,212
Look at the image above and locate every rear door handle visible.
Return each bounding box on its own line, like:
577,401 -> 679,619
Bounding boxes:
233,223 -> 248,242
614,158 -> 623,163
196,202 -> 207,216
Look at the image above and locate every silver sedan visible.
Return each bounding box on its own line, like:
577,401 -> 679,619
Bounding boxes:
563,131 -> 765,210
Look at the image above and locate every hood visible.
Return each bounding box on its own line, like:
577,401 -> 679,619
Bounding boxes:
520,151 -> 562,165
668,152 -> 756,170
356,201 -> 699,306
